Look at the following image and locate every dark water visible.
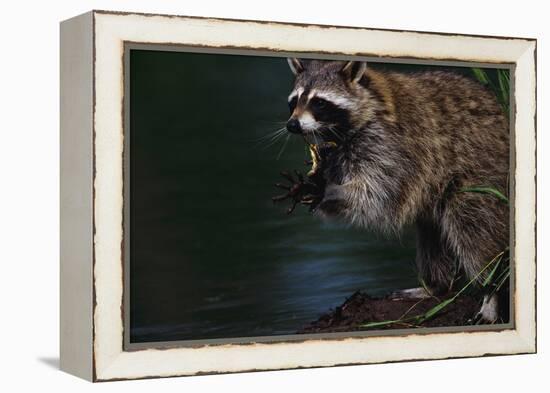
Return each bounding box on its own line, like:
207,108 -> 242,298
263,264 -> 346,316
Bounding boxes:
129,50 -> 427,343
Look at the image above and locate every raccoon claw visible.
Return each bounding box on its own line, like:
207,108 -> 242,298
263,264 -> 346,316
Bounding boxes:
271,183 -> 301,205
280,171 -> 296,183
300,194 -> 318,205
287,201 -> 299,215
294,170 -> 305,183
272,170 -> 323,214
272,194 -> 290,202
275,183 -> 290,190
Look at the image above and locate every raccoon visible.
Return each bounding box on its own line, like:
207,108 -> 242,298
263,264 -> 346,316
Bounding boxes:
282,58 -> 509,322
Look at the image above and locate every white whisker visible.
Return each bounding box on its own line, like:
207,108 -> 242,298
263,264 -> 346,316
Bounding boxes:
276,134 -> 291,160
327,126 -> 343,141
252,127 -> 289,150
255,127 -> 286,142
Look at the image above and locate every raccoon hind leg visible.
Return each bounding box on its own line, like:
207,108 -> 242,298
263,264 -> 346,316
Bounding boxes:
389,219 -> 456,300
415,218 -> 457,296
440,189 -> 509,323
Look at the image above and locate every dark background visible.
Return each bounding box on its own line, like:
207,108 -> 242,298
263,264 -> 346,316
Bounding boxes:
129,49 -> 500,343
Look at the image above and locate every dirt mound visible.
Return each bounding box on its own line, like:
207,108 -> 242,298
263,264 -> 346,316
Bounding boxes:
298,291 -> 482,333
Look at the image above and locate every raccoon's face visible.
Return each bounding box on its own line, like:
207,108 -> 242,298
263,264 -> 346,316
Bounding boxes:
286,59 -> 367,143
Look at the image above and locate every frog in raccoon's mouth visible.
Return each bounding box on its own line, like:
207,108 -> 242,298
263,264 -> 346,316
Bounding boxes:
305,141 -> 337,177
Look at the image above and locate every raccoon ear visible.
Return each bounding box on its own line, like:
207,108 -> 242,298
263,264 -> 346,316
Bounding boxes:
287,58 -> 305,75
341,61 -> 367,84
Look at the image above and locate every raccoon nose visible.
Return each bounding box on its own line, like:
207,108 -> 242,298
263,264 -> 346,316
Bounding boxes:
286,119 -> 302,134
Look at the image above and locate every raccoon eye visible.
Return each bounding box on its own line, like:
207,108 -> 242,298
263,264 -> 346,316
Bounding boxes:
288,96 -> 298,113
310,97 -> 328,110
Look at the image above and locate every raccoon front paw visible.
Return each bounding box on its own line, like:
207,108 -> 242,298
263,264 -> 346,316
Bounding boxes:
272,170 -> 323,214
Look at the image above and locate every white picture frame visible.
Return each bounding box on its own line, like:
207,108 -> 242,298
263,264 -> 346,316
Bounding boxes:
60,10 -> 536,381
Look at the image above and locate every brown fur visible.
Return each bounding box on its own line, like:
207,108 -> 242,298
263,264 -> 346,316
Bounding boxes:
362,68 -> 508,291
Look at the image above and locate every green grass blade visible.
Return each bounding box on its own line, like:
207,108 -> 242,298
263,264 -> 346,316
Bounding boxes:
482,253 -> 504,287
472,68 -> 490,84
497,70 -> 510,97
459,186 -> 509,204
492,263 -> 510,285
417,298 -> 455,323
494,267 -> 511,293
359,320 -> 399,329
471,67 -> 510,114
497,69 -> 510,112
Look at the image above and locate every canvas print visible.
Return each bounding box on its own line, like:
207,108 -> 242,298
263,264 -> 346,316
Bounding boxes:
128,48 -> 511,344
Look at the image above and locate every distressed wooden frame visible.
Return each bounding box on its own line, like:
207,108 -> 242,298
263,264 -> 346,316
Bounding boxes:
60,10 -> 537,382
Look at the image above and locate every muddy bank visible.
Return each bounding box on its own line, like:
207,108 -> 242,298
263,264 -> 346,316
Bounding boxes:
298,291 -> 483,333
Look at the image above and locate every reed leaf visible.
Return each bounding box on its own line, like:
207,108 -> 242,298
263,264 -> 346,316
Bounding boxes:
359,320 -> 401,328
497,69 -> 510,112
482,253 -> 504,287
472,68 -> 490,84
471,67 -> 510,113
416,298 -> 455,323
458,186 -> 509,204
